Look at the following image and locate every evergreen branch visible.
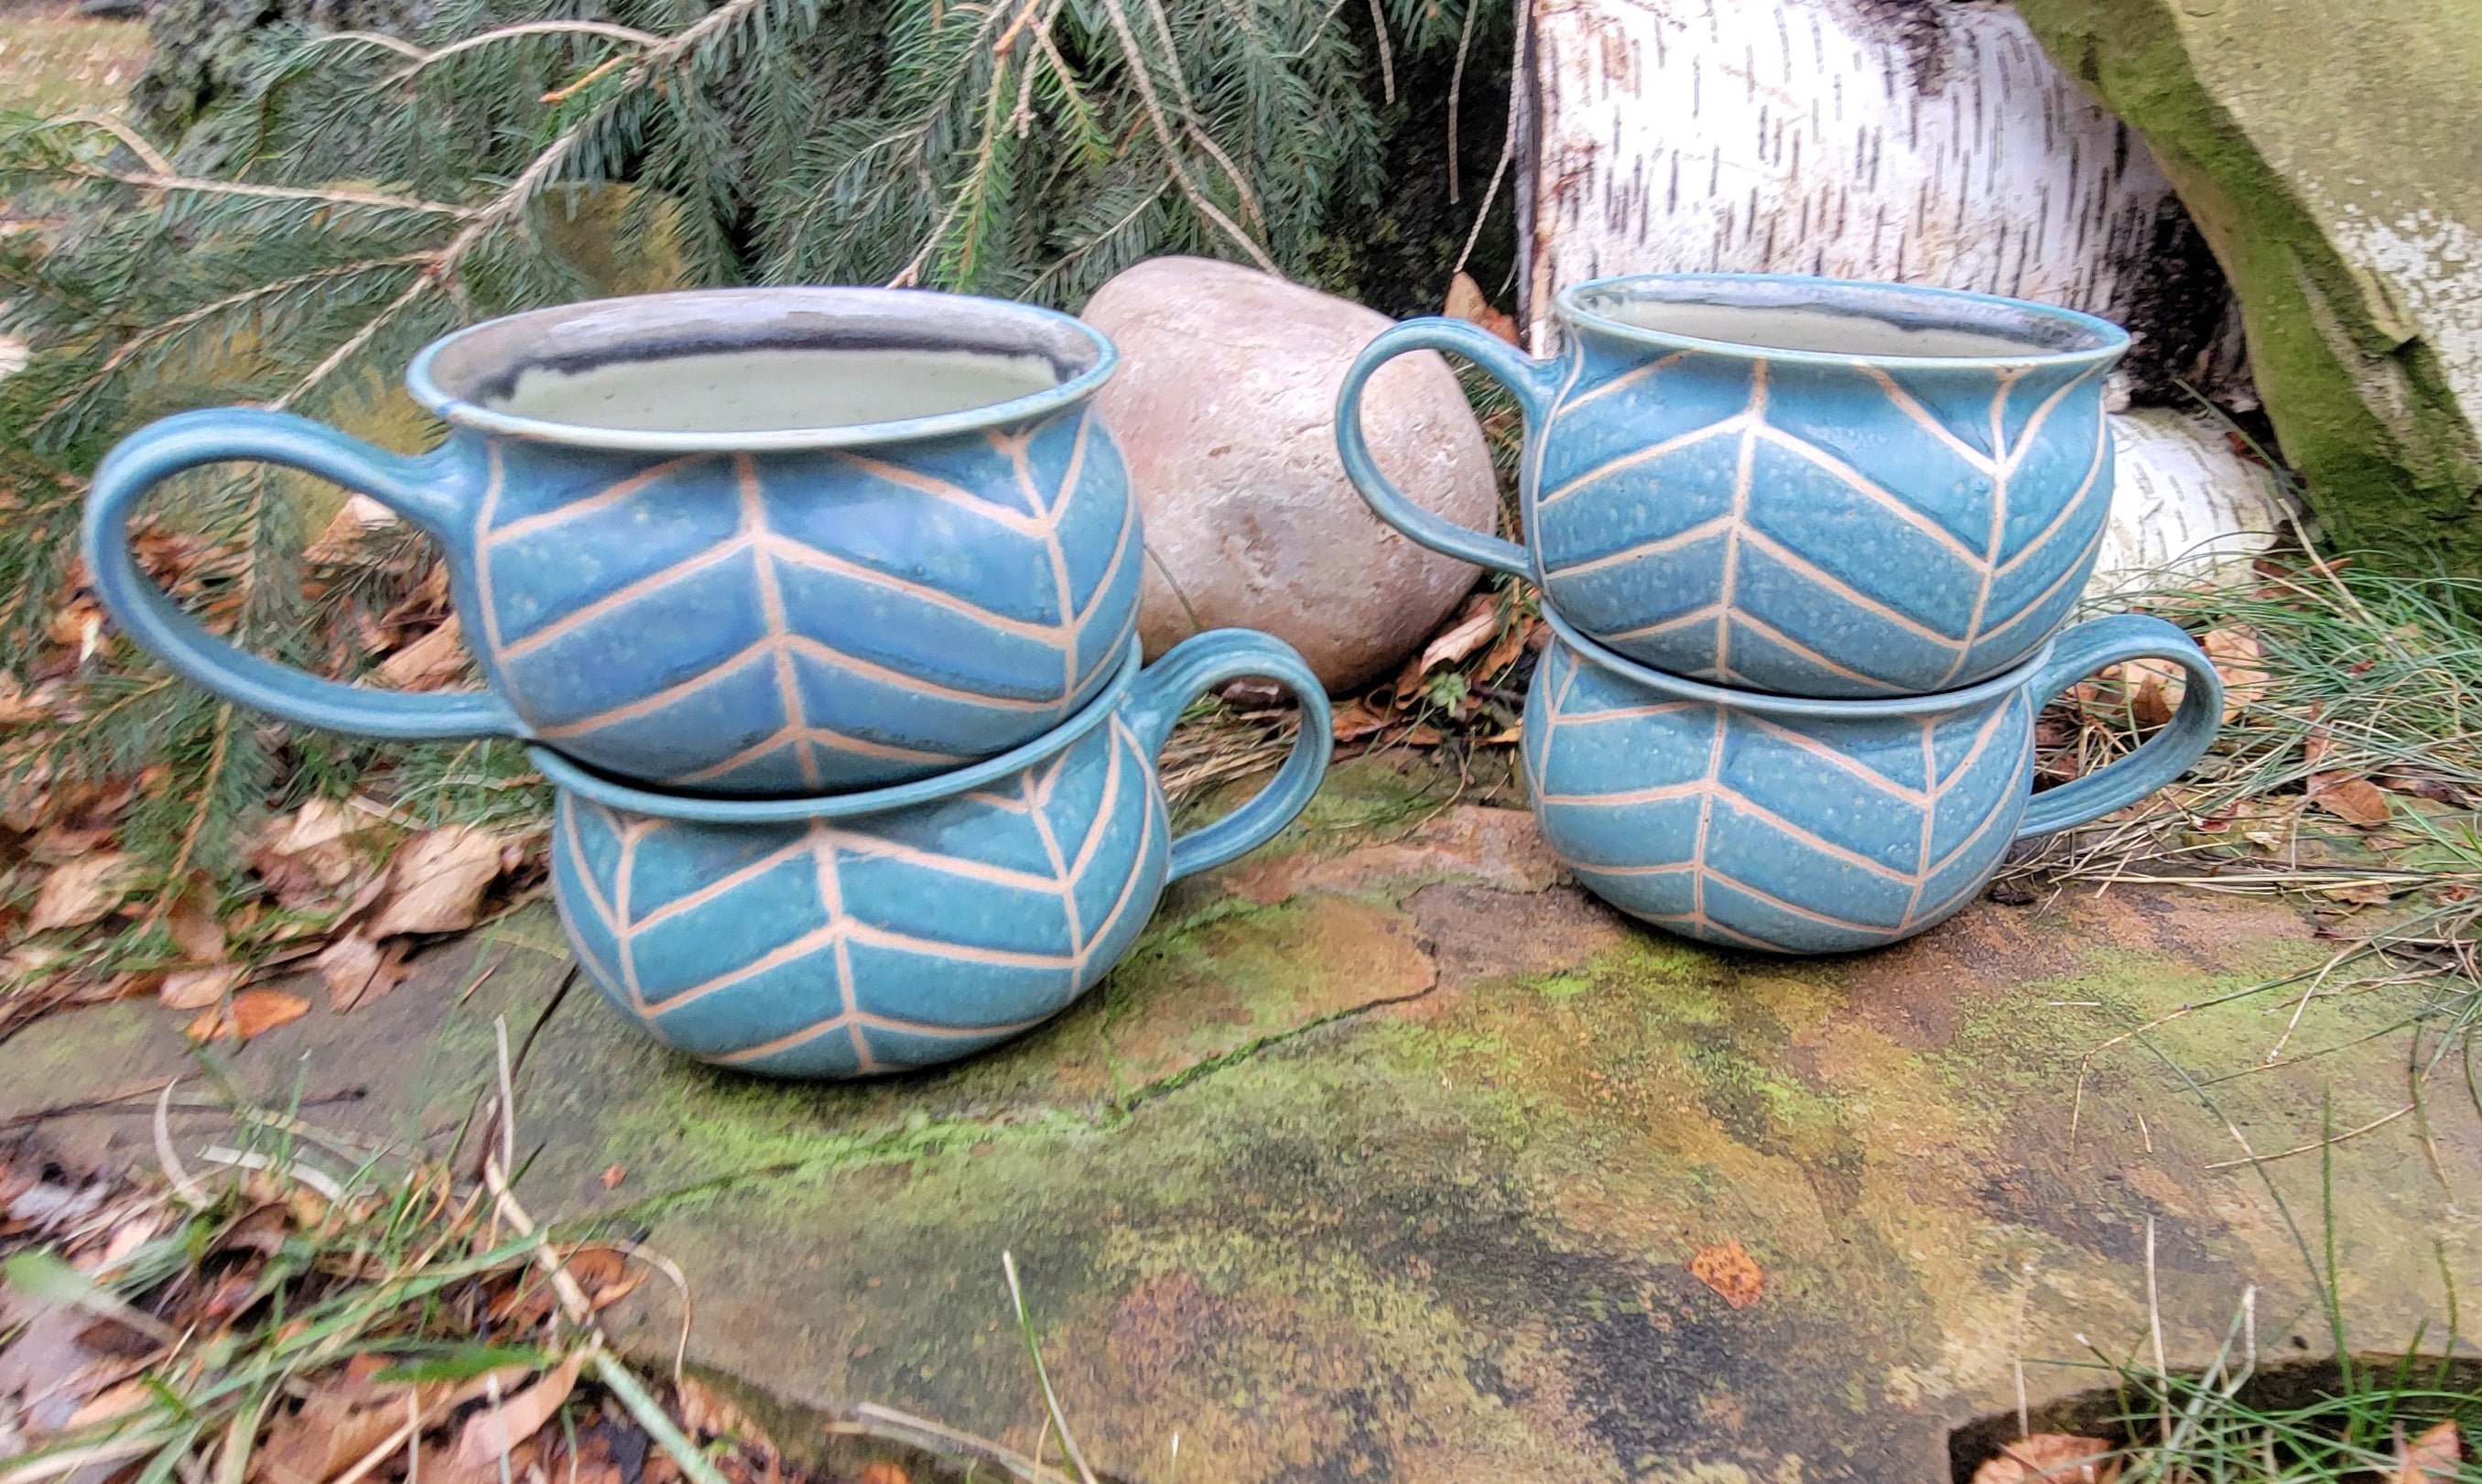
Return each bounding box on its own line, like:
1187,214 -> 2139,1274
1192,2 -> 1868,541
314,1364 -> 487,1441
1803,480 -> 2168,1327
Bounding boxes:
1091,0 -> 1279,272
273,269 -> 435,407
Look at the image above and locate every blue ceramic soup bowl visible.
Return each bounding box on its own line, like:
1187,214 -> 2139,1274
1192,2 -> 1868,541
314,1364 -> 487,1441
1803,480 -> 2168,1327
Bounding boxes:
1340,274 -> 2130,698
536,630 -> 1331,1078
1524,607 -> 2219,954
85,288 -> 1141,796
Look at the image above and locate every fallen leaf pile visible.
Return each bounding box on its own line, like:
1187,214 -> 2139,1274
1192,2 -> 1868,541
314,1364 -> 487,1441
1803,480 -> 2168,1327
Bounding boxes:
1,523 -> 543,1044
0,1128 -> 1078,1484
1970,1434 -> 2119,1484
1329,586 -> 1541,753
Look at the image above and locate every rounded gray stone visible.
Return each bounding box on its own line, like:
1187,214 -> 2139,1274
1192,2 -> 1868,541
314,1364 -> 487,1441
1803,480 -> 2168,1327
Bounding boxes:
1081,256 -> 1498,692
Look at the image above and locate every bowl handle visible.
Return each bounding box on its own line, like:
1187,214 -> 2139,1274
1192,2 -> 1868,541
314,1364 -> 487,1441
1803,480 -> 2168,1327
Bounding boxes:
1335,318 -> 1552,578
2014,613 -> 2223,841
1122,630 -> 1334,882
83,407 -> 521,740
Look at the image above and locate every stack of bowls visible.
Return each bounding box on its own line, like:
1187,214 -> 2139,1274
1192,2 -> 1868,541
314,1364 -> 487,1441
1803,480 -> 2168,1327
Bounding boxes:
1340,273 -> 2224,954
85,288 -> 1332,1078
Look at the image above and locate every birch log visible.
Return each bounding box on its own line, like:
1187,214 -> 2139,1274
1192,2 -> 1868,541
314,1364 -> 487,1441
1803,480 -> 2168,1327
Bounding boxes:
1516,0 -> 2274,593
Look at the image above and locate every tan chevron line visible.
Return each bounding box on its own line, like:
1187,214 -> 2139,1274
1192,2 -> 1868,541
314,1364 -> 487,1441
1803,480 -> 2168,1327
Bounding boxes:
1552,699 -> 1708,724
1034,414 -> 1089,696
1073,764 -> 1153,984
614,815 -> 647,1012
1904,722 -> 1939,923
558,804 -> 622,937
1996,364 -> 2096,475
818,831 -> 1069,894
757,535 -> 1076,645
778,633 -> 1064,710
841,919 -> 1079,969
1636,905 -> 1779,951
1715,364 -> 1767,677
1691,709 -> 1728,924
493,536 -> 755,662
1709,785 -> 1924,887
1924,742 -> 2035,878
1696,863 -> 1884,933
1602,602 -> 1726,645
1735,527 -> 1968,650
623,834 -> 829,937
1929,702 -> 2017,796
1574,859 -> 1696,878
1523,353 -> 1592,516
1748,423 -> 1989,569
1973,516 -> 2110,655
474,445 -> 510,655
1063,721 -> 1135,892
1074,467 -> 1141,627
740,457 -> 820,788
1856,363 -> 2000,476
1537,779 -> 1710,807
708,1006 -> 1060,1067
1720,609 -> 1914,692
564,912 -> 631,1012
639,917 -> 840,1012
1938,373 -> 2030,685
523,643 -> 943,758
1542,514 -> 1736,581
1739,713 -> 1934,805
1992,414 -> 2111,578
669,723 -> 960,785
1547,348 -> 1696,421
1534,415 -> 1750,510
1031,749 -> 1067,810
815,830 -> 873,1073
1025,749 -> 1085,951
969,787 -> 1033,813
482,453 -> 715,547
834,449 -> 1047,537
1524,658 -> 1577,801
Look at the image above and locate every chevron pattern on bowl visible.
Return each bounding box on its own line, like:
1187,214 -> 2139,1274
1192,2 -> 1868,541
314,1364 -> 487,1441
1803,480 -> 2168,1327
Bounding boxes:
1531,351 -> 2112,698
472,406 -> 1138,795
552,712 -> 1165,1078
1523,635 -> 2039,954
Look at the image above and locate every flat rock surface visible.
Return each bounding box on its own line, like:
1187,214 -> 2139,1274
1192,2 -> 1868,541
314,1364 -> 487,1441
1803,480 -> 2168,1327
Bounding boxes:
5,757 -> 2476,1481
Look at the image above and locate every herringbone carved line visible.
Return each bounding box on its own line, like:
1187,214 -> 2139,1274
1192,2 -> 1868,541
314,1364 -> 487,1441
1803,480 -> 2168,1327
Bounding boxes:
1538,669 -> 2024,934
1533,358 -> 2107,685
602,727 -> 1149,1059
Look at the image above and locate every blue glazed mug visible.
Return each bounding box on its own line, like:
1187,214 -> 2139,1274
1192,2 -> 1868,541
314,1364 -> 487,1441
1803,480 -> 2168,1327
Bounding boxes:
84,288 -> 1141,796
537,630 -> 1331,1078
1339,274 -> 2130,698
1525,607 -> 2220,954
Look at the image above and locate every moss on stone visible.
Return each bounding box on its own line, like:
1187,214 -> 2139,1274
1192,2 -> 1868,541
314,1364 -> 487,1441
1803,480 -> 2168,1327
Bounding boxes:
2013,0 -> 2482,576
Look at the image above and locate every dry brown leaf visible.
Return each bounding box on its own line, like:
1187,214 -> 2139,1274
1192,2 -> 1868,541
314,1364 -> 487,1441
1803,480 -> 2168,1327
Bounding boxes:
2394,1419 -> 2463,1484
453,1351 -> 586,1471
0,671 -> 48,726
302,493 -> 400,565
312,933 -> 411,1012
675,1374 -> 766,1445
1330,698 -> 1393,742
1972,1434 -> 2120,1484
1444,271 -> 1522,348
1687,1240 -> 1764,1309
163,888 -> 227,966
376,616 -> 470,690
1474,615 -> 1533,683
1414,601 -> 1499,677
259,799 -> 387,891
2308,773 -> 2393,826
60,1379 -> 150,1430
158,964 -> 243,1011
186,988 -> 309,1045
368,824 -> 506,937
600,1164 -> 627,1190
2200,626 -> 2269,722
859,1465 -> 913,1484
27,852 -> 141,932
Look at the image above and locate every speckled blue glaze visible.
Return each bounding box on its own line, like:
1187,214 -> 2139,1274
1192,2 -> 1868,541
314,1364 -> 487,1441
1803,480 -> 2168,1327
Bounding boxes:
1339,274 -> 2131,698
537,631 -> 1331,1079
1524,608 -> 2220,955
84,288 -> 1140,796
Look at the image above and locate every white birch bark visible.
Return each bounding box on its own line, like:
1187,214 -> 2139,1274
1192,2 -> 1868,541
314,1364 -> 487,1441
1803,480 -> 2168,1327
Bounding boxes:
1517,0 -> 2205,357
2087,407 -> 2298,598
